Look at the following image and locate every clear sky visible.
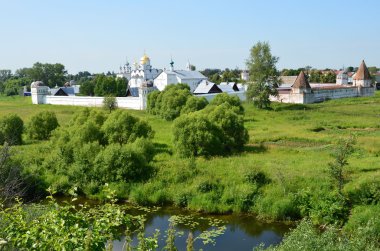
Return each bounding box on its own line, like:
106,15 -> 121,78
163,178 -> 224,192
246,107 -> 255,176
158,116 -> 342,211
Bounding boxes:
1,0 -> 379,74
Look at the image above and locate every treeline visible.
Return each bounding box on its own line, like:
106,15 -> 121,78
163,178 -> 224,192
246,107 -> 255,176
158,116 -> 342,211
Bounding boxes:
78,74 -> 127,97
0,63 -> 125,97
201,68 -> 242,84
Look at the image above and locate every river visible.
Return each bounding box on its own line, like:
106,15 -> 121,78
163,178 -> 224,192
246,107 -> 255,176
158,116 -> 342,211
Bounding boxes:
111,206 -> 291,251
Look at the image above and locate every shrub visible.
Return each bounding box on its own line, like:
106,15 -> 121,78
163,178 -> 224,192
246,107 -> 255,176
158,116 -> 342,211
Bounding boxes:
181,96 -> 209,115
0,114 -> 24,145
172,113 -> 222,157
103,95 -> 118,113
93,143 -> 153,184
147,84 -> 192,120
102,110 -> 154,145
27,111 -> 59,140
210,93 -> 244,114
343,205 -> 380,236
209,103 -> 249,152
245,169 -> 271,186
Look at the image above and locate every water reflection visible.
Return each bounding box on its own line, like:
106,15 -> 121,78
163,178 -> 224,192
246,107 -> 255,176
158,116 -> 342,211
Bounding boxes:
113,207 -> 290,251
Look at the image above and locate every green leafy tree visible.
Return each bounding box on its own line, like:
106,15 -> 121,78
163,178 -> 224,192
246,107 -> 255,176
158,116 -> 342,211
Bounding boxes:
209,103 -> 249,152
246,41 -> 280,109
102,110 -> 153,145
27,62 -> 67,87
0,114 -> 24,145
328,136 -> 356,193
247,82 -> 278,109
147,90 -> 161,115
103,96 -> 118,113
147,84 -> 192,120
3,78 -> 31,96
78,78 -> 96,96
210,93 -> 244,114
27,111 -> 59,140
181,96 -> 209,115
172,113 -> 222,157
93,143 -> 152,183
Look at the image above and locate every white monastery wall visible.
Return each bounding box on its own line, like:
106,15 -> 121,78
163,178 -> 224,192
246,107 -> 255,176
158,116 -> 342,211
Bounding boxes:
197,91 -> 246,102
45,96 -> 142,110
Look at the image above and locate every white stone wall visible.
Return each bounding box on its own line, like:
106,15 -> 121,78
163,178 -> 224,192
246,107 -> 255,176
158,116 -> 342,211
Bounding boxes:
45,96 -> 141,110
272,86 -> 375,104
196,91 -> 246,102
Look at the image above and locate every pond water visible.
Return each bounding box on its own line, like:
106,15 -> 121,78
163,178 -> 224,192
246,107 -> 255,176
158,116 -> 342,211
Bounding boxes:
112,206 -> 291,251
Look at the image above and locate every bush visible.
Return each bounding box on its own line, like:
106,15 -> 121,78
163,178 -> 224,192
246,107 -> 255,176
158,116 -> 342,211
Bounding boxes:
103,95 -> 118,113
181,96 -> 209,115
102,110 -> 153,145
172,113 -> 222,157
93,143 -> 152,183
209,103 -> 249,152
172,101 -> 248,157
147,84 -> 192,120
27,111 -> 59,140
0,114 -> 24,145
210,93 -> 244,114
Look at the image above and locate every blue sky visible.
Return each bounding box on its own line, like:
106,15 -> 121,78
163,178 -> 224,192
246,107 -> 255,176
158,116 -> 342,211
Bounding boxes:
1,0 -> 379,74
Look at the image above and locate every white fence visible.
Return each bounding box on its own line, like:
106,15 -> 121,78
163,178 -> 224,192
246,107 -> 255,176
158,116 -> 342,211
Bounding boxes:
45,96 -> 141,110
196,91 -> 246,102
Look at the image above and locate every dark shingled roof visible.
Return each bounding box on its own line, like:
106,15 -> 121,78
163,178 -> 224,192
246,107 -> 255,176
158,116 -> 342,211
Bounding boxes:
353,60 -> 371,80
292,71 -> 311,89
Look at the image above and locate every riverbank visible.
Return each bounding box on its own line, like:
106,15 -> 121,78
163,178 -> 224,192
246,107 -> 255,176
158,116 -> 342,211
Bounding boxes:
2,94 -> 380,223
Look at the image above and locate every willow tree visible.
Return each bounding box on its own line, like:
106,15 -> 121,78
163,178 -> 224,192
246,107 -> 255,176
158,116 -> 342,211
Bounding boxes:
246,41 -> 281,109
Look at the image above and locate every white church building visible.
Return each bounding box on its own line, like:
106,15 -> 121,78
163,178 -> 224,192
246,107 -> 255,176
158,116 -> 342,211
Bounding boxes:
153,60 -> 207,92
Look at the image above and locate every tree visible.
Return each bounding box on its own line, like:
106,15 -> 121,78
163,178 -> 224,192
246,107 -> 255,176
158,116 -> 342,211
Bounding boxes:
3,78 -> 31,96
147,84 -> 192,120
210,93 -> 244,114
27,111 -> 59,140
103,96 -> 118,113
328,136 -> 356,193
209,103 -> 249,152
27,62 -> 67,87
0,70 -> 12,82
0,114 -> 24,145
246,41 -> 280,109
180,96 -> 208,115
247,82 -> 278,109
172,113 -> 222,157
78,78 -> 96,96
101,110 -> 154,145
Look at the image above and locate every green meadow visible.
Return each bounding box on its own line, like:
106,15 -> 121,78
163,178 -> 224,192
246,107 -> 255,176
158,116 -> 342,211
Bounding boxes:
2,93 -> 380,222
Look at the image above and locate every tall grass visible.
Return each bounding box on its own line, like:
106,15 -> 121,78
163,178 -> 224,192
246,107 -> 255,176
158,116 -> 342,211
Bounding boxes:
2,93 -> 380,223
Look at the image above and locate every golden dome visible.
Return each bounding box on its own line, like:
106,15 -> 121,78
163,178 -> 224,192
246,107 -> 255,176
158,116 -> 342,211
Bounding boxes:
140,54 -> 150,65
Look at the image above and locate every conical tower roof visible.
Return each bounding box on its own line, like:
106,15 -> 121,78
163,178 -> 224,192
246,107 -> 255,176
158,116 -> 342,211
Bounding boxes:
353,60 -> 371,80
292,71 -> 311,89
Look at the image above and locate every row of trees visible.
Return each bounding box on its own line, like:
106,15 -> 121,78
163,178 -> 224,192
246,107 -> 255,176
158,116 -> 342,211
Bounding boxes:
0,63 -> 123,97
201,68 -> 242,84
79,75 -> 127,97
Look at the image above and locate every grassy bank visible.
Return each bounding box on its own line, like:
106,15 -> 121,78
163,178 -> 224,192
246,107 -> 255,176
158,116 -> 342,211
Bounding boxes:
2,93 -> 380,223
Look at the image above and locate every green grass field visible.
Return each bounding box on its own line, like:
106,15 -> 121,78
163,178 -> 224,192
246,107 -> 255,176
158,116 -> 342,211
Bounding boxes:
2,93 -> 380,221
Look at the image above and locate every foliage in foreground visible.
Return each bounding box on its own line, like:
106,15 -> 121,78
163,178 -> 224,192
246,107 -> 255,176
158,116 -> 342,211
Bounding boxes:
259,216 -> 380,251
0,188 -> 226,251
